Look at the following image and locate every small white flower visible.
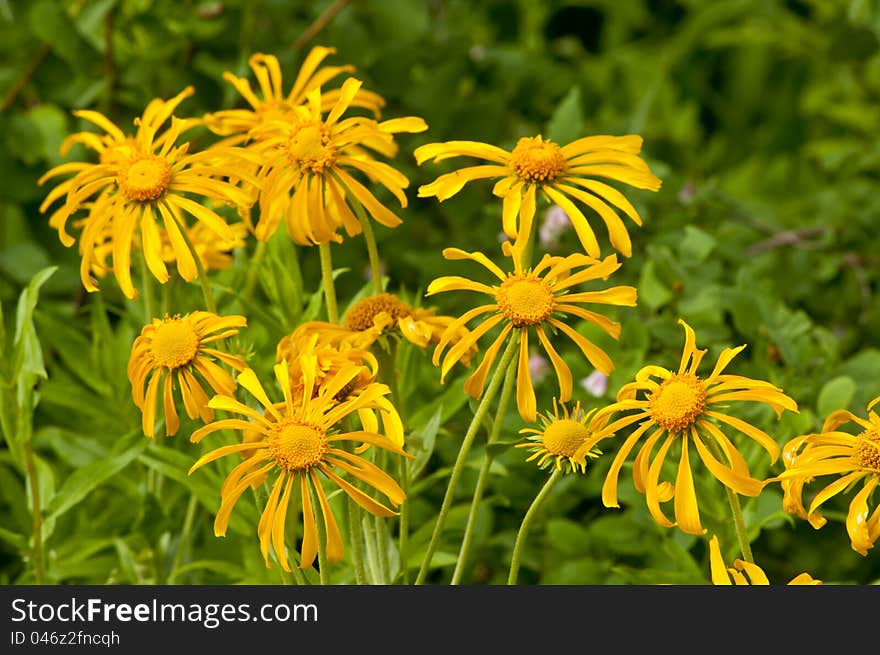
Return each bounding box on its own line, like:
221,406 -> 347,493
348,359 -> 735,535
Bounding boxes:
539,204 -> 571,249
529,352 -> 549,383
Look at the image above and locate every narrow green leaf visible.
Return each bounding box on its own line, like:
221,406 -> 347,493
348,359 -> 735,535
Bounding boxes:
44,431 -> 145,522
545,86 -> 583,145
817,375 -> 856,416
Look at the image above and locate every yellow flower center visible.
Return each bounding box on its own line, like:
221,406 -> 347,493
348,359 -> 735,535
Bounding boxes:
287,121 -> 336,174
510,136 -> 567,183
855,432 -> 880,472
496,275 -> 555,327
343,293 -> 412,332
269,421 -> 327,471
648,374 -> 707,432
120,155 -> 172,202
542,419 -> 590,458
150,318 -> 199,369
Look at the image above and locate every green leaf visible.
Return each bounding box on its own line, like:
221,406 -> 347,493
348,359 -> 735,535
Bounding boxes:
407,406 -> 441,479
678,225 -> 716,263
43,431 -> 145,522
12,266 -> 57,386
637,259 -> 672,310
545,85 -> 583,145
816,375 -> 856,416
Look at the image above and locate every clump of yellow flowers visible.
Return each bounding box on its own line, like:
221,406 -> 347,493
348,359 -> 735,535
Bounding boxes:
38,42 -> 842,587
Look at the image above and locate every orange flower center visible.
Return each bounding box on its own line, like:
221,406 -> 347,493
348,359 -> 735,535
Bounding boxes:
542,419 -> 590,458
120,155 -> 172,202
150,318 -> 199,369
343,293 -> 412,332
287,121 -> 336,174
510,136 -> 566,183
269,420 -> 327,471
496,275 -> 555,327
648,374 -> 707,432
855,432 -> 880,472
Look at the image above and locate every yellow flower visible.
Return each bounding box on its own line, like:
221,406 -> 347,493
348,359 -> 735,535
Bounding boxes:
250,78 -> 427,245
515,399 -> 604,474
39,87 -> 256,300
414,134 -> 661,257
127,312 -> 248,438
427,240 -> 636,422
291,292 -> 476,363
188,358 -> 409,571
772,397 -> 880,556
203,48 -> 386,141
85,218 -> 248,280
708,535 -> 820,585
277,330 -> 403,445
579,319 -> 798,535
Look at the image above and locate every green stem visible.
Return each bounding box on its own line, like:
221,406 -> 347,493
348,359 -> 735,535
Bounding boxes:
347,496 -> 367,584
508,469 -> 562,585
414,332 -> 520,585
397,457 -> 410,584
520,204 -> 539,270
174,214 -> 216,313
450,351 -> 517,584
139,255 -> 155,321
318,241 -> 339,324
22,439 -> 44,584
351,198 -> 383,294
242,240 -> 267,305
705,436 -> 754,563
170,495 -> 199,581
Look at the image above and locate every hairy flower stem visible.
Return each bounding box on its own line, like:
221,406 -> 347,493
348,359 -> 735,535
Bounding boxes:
705,437 -> 754,563
170,495 -> 199,580
175,215 -> 217,314
318,242 -> 339,324
508,469 -> 562,585
351,198 -> 383,294
451,352 -> 517,584
415,332 -> 521,585
374,340 -> 409,583
347,497 -> 367,584
22,439 -> 44,584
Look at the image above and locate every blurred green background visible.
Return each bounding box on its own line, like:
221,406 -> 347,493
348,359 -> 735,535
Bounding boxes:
2,0 -> 880,584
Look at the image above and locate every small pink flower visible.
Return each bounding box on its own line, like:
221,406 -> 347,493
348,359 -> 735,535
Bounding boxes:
539,204 -> 571,250
580,370 -> 608,397
529,352 -> 549,383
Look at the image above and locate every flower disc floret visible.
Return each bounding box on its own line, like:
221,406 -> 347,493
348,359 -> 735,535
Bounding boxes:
510,136 -> 566,183
648,373 -> 707,432
344,293 -> 412,332
542,419 -> 590,458
119,155 -> 172,202
287,121 -> 336,174
150,317 -> 199,369
496,275 -> 555,327
855,432 -> 880,472
269,421 -> 327,471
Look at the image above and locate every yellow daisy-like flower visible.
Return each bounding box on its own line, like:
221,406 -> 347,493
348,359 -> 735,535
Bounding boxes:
427,240 -> 637,422
772,397 -> 880,556
414,134 -> 661,257
86,218 -> 248,280
39,87 -> 256,300
515,399 -> 604,474
203,47 -> 385,141
251,77 -> 427,245
578,318 -> 798,535
127,312 -> 248,438
708,535 -> 820,585
290,292 -> 476,365
188,358 -> 409,571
